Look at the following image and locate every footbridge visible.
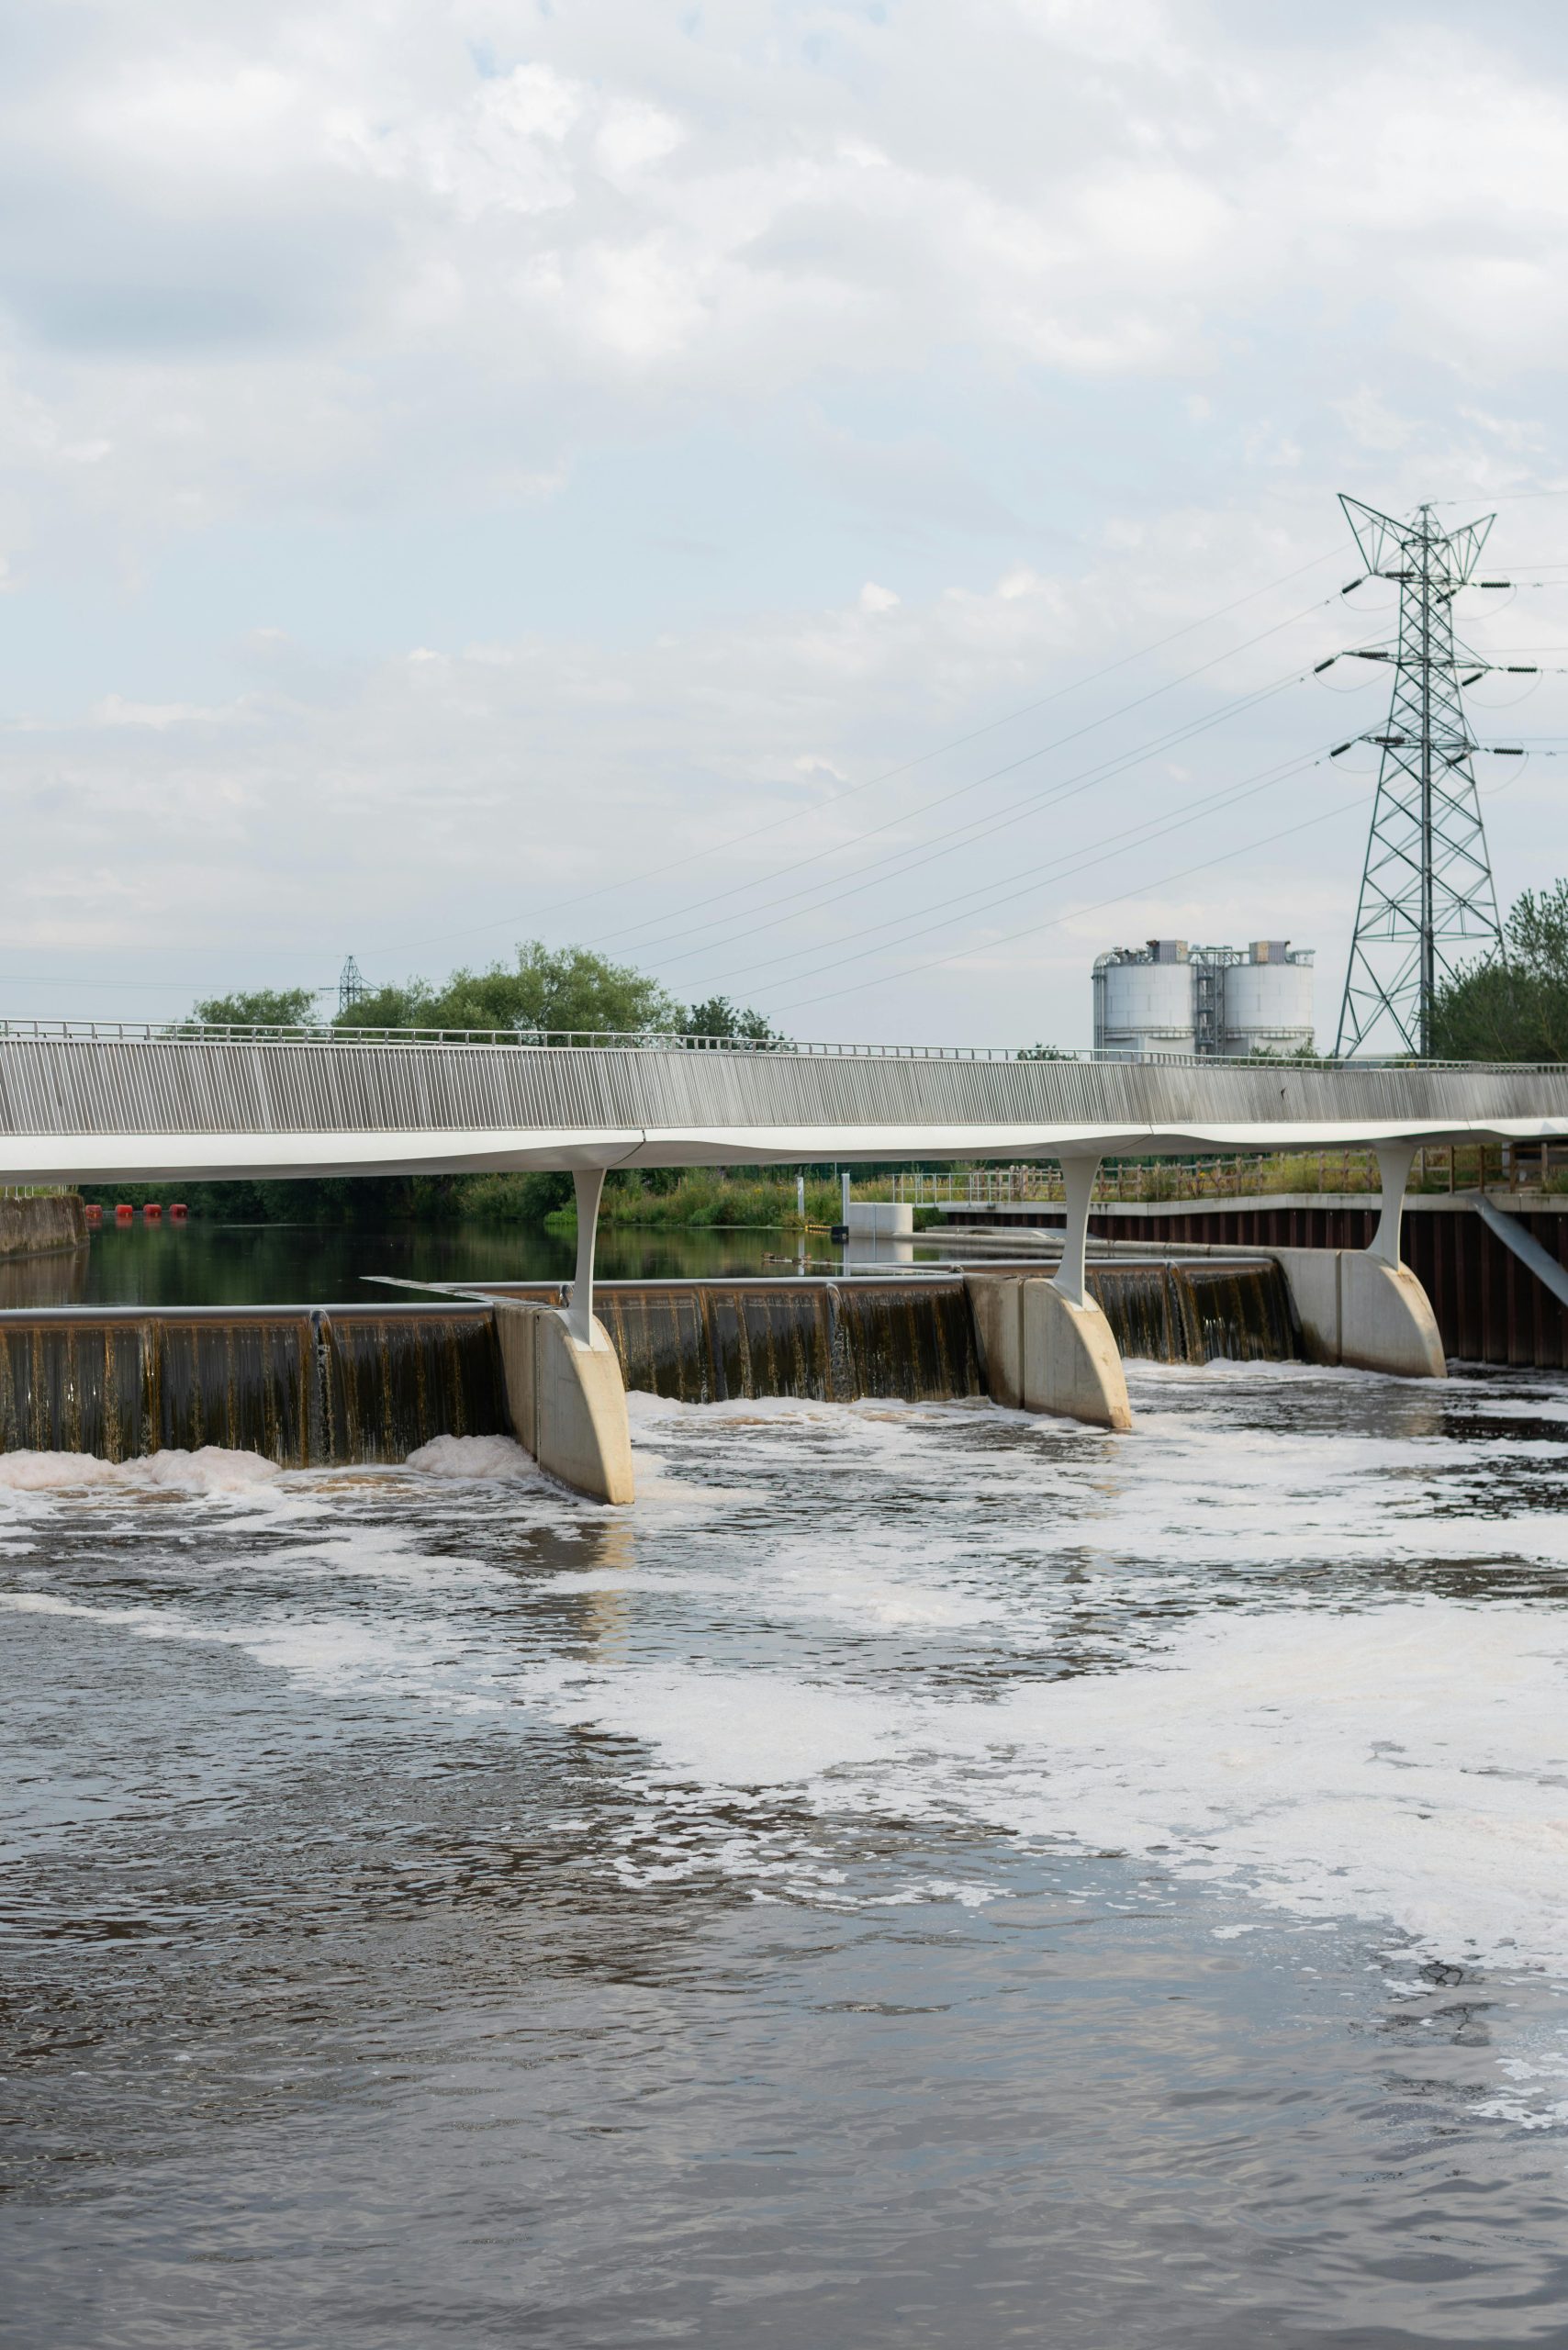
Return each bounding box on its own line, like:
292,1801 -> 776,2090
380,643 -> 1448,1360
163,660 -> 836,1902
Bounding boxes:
6,1021 -> 1568,1498
2,1021 -> 1564,1181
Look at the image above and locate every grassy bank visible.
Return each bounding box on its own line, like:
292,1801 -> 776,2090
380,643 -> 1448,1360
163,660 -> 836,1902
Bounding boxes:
593,1172 -> 845,1228
451,1169 -> 948,1231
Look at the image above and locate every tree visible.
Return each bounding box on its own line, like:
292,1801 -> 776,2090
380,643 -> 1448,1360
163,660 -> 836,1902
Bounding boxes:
193,988 -> 319,1027
683,995 -> 783,1044
335,943 -> 680,1038
332,980 -> 439,1031
1431,881 -> 1568,1063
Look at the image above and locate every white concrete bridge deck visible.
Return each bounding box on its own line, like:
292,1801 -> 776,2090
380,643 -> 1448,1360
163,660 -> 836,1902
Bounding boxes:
1,1021 -> 1566,1184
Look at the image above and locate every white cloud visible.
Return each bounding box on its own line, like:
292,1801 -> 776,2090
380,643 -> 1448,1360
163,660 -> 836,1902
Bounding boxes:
1,3 -> 1567,1036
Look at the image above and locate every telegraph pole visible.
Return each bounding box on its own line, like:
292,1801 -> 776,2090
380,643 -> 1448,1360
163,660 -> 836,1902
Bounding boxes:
1334,497 -> 1503,1058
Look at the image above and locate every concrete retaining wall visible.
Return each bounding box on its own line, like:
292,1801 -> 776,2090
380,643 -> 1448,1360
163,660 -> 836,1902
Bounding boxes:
846,1202 -> 914,1237
0,1194 -> 85,1259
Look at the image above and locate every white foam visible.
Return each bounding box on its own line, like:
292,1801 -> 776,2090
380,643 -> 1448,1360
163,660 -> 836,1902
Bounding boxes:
519,1598 -> 1568,1978
0,1450 -> 119,1490
404,1434 -> 538,1481
0,1446 -> 281,1493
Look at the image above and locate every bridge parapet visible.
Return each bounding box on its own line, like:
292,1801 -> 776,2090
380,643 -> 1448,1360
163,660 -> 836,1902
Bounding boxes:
1,1025 -> 1566,1186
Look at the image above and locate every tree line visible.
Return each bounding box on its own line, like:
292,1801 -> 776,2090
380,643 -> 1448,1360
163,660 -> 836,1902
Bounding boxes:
80,945 -> 783,1225
1431,880 -> 1568,1062
194,941 -> 780,1046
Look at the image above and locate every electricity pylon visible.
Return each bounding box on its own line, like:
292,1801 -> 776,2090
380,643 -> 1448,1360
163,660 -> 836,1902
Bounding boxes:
1335,497 -> 1503,1058
338,955 -> 367,1013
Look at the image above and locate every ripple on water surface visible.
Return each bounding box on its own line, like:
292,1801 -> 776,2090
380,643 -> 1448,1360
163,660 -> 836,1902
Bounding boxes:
3,1361 -> 1568,2348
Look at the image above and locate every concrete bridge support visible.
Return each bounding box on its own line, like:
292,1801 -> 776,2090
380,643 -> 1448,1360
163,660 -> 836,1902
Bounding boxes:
493,1167 -> 635,1503
1271,1144 -> 1446,1380
967,1158 -> 1131,1432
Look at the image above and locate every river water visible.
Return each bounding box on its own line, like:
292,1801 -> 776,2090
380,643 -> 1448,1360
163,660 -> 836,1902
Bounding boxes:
5,1350 -> 1568,2345
3,1217 -> 812,1309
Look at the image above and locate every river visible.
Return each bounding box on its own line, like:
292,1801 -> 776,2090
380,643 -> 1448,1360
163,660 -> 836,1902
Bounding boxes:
0,1216 -> 838,1309
4,1334 -> 1568,2344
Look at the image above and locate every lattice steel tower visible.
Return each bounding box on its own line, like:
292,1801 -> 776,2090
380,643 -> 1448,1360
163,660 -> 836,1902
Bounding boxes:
1335,496 -> 1503,1058
338,954 -> 367,1013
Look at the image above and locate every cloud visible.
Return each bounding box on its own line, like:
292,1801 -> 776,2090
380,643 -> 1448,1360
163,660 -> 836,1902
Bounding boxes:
1,2 -> 1567,1039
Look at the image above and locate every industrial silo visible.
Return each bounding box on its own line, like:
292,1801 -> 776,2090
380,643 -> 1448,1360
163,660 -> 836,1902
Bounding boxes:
1092,941 -> 1197,1057
1219,942 -> 1316,1057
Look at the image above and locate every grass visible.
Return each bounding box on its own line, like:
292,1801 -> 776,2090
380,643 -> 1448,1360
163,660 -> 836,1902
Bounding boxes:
591,1172 -> 846,1229
455,1147 -> 1559,1231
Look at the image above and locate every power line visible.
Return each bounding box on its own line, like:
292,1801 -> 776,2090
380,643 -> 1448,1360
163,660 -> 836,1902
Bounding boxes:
594,601 -> 1344,977
708,731 -> 1345,1006
626,659 -> 1317,978
353,547 -> 1342,967
654,669 -> 1339,987
764,780 -> 1365,1017
709,744 -> 1332,997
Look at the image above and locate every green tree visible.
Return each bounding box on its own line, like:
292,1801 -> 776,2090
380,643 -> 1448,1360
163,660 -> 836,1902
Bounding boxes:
194,988 -> 319,1027
330,980 -> 440,1031
683,994 -> 783,1044
334,943 -> 679,1037
1431,881 -> 1568,1062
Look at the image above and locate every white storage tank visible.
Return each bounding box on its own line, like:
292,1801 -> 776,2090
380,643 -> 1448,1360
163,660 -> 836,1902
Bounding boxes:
1093,941 -> 1196,1057
1219,942 -> 1316,1058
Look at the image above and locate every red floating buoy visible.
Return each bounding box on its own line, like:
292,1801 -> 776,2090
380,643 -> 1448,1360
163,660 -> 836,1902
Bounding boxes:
143,1203 -> 162,1220
84,1203 -> 103,1225
169,1203 -> 188,1220
115,1203 -> 134,1222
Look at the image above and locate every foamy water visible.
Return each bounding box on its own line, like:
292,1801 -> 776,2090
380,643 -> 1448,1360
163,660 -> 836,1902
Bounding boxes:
6,1360 -> 1568,2341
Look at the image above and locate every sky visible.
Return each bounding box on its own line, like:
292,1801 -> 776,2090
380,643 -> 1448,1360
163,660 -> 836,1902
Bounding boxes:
5,0 -> 1568,1047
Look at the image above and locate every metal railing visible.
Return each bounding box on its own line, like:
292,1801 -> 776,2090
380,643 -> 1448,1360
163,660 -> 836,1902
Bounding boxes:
890,1142 -> 1568,1207
0,1016 -> 1543,1073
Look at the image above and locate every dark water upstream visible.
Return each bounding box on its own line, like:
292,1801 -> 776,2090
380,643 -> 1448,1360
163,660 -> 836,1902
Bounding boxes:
5,1360 -> 1568,2345
1,1218 -> 804,1310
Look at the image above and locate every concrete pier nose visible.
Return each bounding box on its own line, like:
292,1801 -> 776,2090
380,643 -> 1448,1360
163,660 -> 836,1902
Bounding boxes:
1025,1279 -> 1133,1431
494,1299 -> 635,1505
964,1269 -> 1132,1432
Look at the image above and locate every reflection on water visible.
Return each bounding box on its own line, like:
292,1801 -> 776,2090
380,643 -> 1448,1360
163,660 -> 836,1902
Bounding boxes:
0,1246 -> 89,1311
5,1362 -> 1568,2345
5,1217 -> 815,1310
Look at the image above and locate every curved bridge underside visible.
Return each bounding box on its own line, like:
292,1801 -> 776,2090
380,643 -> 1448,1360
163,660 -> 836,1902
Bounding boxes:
2,1035 -> 1567,1184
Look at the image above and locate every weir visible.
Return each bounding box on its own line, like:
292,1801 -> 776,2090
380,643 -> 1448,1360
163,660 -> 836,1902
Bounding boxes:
0,1264 -> 1299,1464
0,1306 -> 507,1464
487,1278 -> 987,1405
1090,1259 -> 1299,1365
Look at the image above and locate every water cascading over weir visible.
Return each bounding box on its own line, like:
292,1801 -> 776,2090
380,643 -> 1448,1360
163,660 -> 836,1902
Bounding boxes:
0,1308 -> 509,1464
482,1266 -> 1298,1405
0,1267 -> 1299,1460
